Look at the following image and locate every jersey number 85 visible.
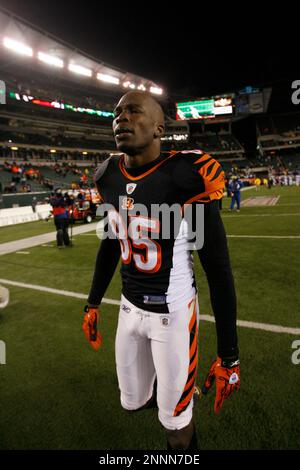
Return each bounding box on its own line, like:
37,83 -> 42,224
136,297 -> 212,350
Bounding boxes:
108,210 -> 161,273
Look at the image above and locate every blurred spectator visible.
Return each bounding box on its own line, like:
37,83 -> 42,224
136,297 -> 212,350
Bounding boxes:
49,189 -> 71,248
228,176 -> 243,211
31,196 -> 37,213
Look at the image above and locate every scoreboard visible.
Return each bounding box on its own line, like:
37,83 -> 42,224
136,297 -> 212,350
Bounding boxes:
176,96 -> 233,120
176,99 -> 214,120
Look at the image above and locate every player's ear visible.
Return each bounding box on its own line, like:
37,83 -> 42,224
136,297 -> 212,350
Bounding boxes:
154,123 -> 165,139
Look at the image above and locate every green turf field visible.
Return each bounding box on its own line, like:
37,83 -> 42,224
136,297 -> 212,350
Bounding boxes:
0,185 -> 299,450
0,219 -> 56,244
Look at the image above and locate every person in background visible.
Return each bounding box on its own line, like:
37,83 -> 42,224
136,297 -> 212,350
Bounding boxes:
31,196 -> 37,213
228,176 -> 243,211
268,176 -> 274,189
254,177 -> 261,191
49,189 -> 71,248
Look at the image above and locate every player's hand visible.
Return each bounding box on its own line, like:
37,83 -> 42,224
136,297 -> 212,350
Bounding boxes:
82,305 -> 102,351
202,356 -> 240,413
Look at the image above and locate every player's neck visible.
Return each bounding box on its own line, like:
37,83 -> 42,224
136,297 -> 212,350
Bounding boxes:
124,148 -> 161,168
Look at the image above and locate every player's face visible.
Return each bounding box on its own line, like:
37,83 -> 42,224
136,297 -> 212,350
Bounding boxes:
113,95 -> 158,155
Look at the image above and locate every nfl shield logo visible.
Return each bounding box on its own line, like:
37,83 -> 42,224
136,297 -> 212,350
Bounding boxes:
126,183 -> 137,194
161,317 -> 169,326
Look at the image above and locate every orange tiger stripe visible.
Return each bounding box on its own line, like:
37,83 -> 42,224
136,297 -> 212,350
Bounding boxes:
198,161 -> 215,179
184,367 -> 197,392
173,300 -> 198,417
182,363 -> 197,391
211,162 -> 224,178
205,173 -> 225,194
183,161 -> 225,207
198,158 -> 221,180
181,370 -> 197,399
198,157 -> 213,170
205,162 -> 221,181
194,153 -> 212,165
188,349 -> 198,374
174,386 -> 196,416
189,305 -> 197,331
189,331 -> 197,360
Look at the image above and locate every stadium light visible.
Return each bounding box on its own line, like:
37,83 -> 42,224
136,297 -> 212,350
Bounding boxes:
97,73 -> 119,85
150,86 -> 163,95
11,147 -> 19,150
138,84 -> 146,91
123,81 -> 136,89
50,149 -> 56,153
82,151 -> 88,155
3,37 -> 33,57
22,95 -> 33,102
38,52 -> 64,68
68,63 -> 92,77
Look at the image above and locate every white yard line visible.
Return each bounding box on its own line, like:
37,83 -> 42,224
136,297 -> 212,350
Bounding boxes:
0,278 -> 120,305
0,221 -> 103,256
0,278 -> 299,335
222,213 -> 300,217
200,314 -> 300,335
276,203 -> 300,206
227,235 -> 300,239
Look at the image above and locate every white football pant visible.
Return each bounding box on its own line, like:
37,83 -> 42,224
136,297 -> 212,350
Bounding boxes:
115,294 -> 199,430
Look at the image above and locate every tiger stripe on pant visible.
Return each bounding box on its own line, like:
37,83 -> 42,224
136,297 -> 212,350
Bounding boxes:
173,299 -> 198,417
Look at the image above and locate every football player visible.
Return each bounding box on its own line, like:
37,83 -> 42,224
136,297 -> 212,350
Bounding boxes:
83,91 -> 240,450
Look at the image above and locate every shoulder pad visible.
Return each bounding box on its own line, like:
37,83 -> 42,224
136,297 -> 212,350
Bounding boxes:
174,150 -> 225,202
94,156 -> 112,184
178,149 -> 222,174
177,149 -> 210,164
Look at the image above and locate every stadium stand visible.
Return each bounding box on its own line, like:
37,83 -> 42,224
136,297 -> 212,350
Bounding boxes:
0,69 -> 116,159
1,19 -> 299,208
256,112 -> 300,175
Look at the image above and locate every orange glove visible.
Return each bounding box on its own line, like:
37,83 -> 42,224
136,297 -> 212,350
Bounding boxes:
82,305 -> 102,351
202,356 -> 240,413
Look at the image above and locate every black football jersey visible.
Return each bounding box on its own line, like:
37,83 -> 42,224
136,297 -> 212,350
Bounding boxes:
95,150 -> 224,313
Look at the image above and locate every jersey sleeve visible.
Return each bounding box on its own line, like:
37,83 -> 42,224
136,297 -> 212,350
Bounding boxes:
173,150 -> 225,204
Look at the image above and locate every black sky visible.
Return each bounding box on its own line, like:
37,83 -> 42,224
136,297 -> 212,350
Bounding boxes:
0,0 -> 298,99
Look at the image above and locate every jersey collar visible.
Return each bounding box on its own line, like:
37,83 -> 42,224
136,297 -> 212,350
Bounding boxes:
118,152 -> 178,181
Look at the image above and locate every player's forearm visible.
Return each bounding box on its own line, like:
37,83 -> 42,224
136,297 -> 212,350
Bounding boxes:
197,201 -> 239,359
205,265 -> 238,358
87,237 -> 121,306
